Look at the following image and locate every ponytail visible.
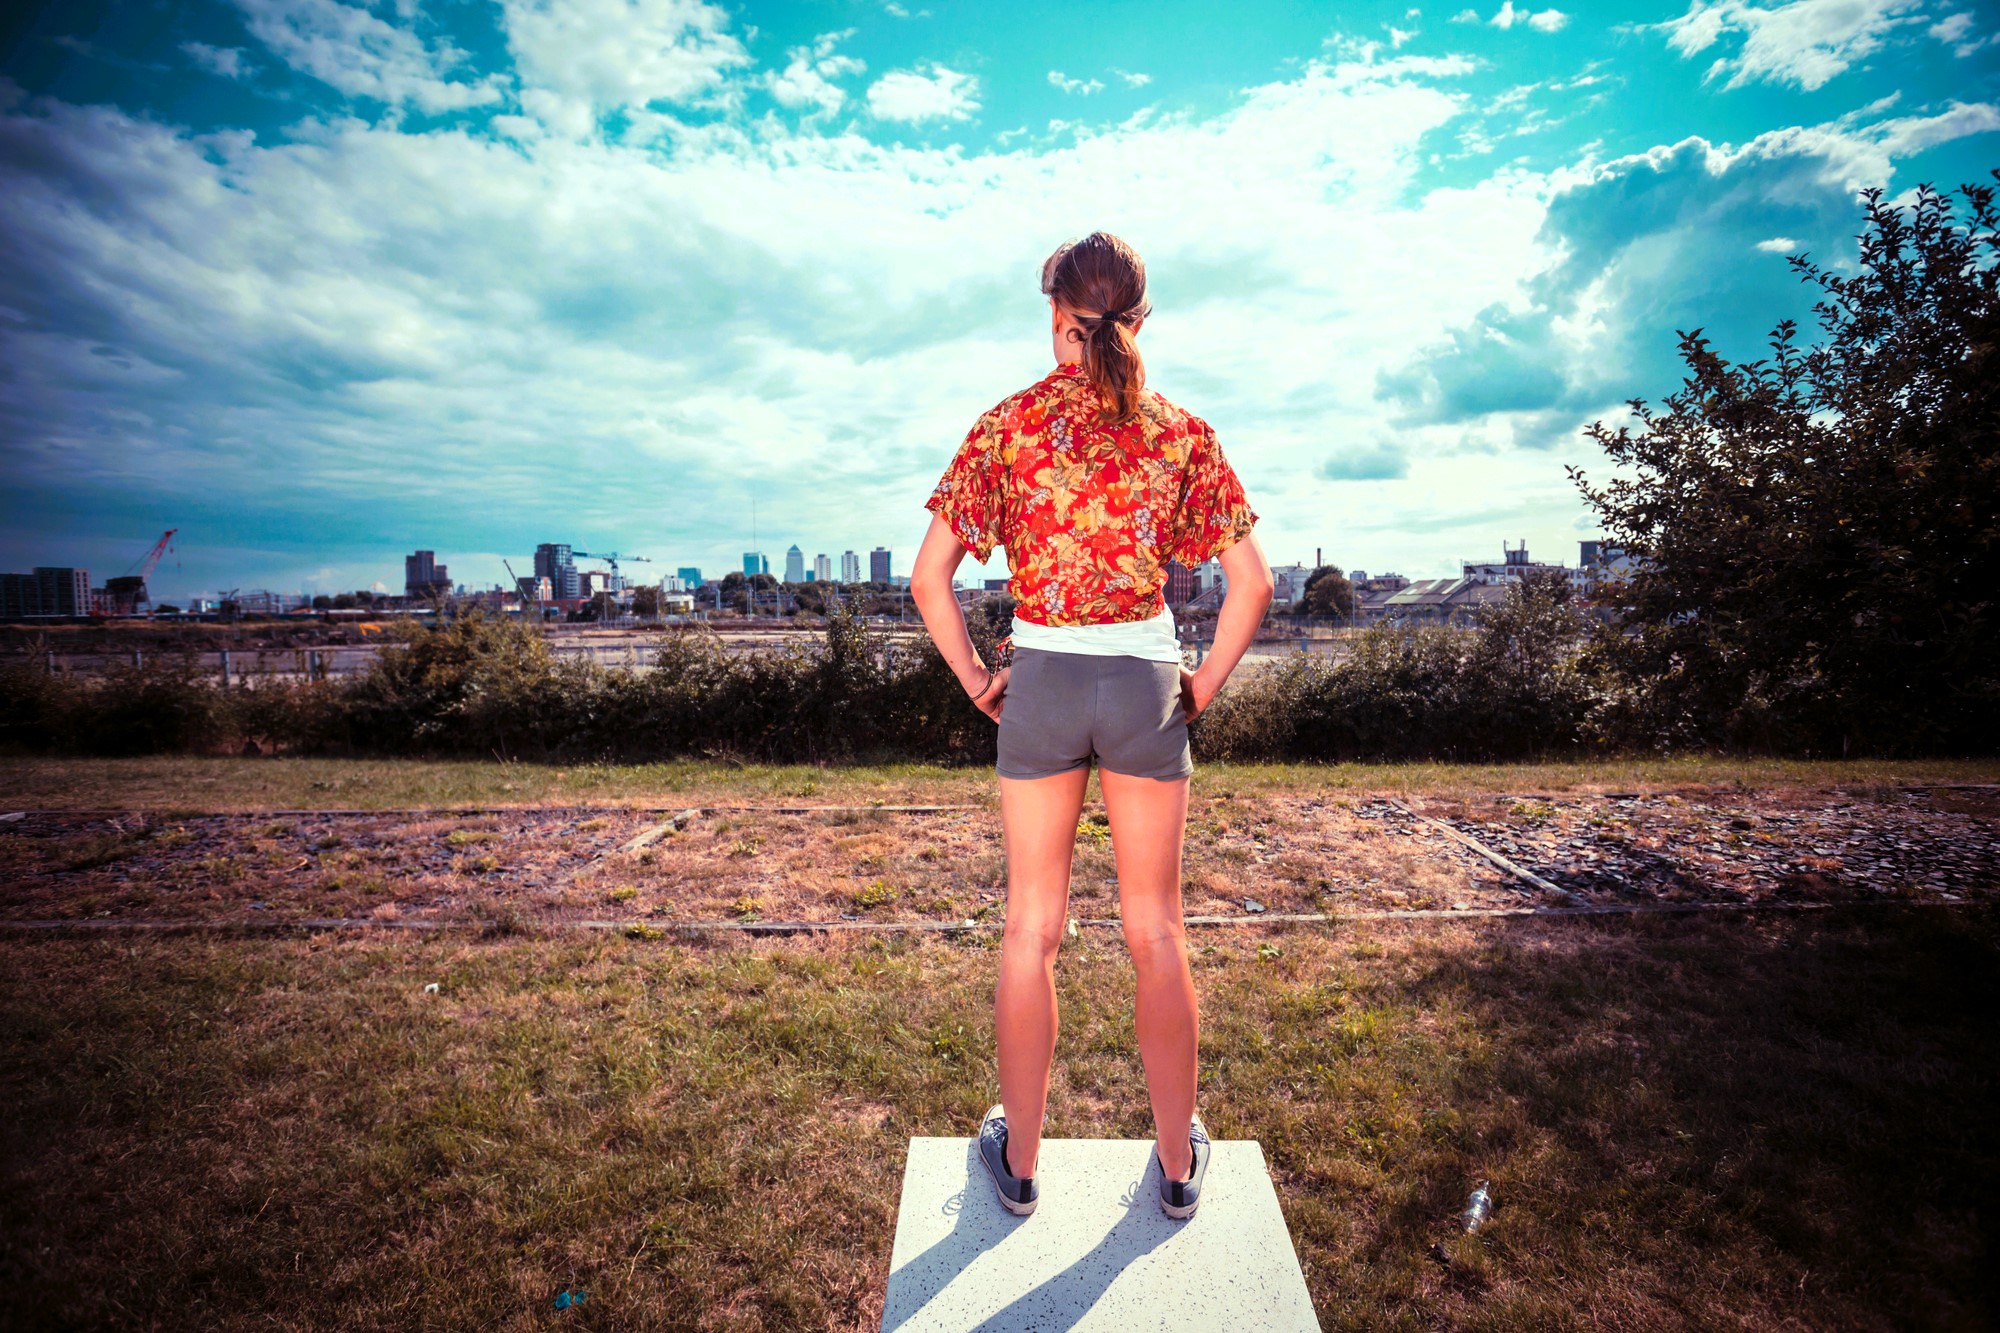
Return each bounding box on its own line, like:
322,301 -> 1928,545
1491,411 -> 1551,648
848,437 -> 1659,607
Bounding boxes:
1041,231 -> 1152,427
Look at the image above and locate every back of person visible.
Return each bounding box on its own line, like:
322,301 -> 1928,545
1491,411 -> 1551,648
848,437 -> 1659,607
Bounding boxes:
925,254 -> 1256,667
911,230 -> 1271,1224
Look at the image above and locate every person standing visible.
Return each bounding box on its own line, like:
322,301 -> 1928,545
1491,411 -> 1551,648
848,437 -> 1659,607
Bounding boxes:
909,231 -> 1272,1220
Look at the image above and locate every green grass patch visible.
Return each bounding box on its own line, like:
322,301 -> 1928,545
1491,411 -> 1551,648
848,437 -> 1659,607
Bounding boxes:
0,908 -> 1993,1328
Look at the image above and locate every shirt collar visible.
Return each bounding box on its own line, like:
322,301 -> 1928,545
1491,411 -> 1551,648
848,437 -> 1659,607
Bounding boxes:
1049,360 -> 1087,379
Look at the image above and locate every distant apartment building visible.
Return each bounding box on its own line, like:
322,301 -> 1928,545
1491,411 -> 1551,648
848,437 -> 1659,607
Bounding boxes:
1462,540 -> 1568,587
743,551 -> 769,577
677,566 -> 702,587
0,566 -> 90,619
841,550 -> 861,583
1270,563 -> 1314,604
1164,559 -> 1199,607
580,569 -> 613,598
813,553 -> 832,582
516,575 -> 553,603
870,547 -> 892,584
535,543 -> 580,600
784,545 -> 805,583
1576,540 -> 1636,598
404,550 -> 450,599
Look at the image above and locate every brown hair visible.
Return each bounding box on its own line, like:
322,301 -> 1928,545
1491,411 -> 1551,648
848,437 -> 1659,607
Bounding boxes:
1040,231 -> 1151,426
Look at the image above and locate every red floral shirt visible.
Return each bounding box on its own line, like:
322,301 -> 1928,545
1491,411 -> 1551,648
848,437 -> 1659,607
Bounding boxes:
924,361 -> 1259,627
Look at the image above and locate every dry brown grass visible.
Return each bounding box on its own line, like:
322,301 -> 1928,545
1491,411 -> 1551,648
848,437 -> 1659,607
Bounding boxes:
1,907 -> 1993,1330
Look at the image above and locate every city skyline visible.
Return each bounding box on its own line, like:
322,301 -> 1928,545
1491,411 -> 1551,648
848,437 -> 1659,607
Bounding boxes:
2,2 -> 1996,604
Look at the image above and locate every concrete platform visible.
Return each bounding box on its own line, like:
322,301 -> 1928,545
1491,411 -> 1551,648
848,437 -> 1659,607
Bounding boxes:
882,1136 -> 1320,1332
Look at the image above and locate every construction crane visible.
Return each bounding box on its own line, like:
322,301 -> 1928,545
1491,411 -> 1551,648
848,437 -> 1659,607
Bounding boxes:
104,528 -> 178,615
572,550 -> 652,592
503,558 -> 537,618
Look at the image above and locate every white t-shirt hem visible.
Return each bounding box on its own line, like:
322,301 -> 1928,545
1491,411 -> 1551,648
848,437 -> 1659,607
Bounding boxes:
1007,604 -> 1184,663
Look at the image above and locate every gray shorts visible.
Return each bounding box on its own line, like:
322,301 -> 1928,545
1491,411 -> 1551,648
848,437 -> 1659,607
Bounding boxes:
996,646 -> 1193,781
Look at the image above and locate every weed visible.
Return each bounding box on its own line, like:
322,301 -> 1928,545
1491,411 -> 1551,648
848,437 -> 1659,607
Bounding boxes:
851,880 -> 898,910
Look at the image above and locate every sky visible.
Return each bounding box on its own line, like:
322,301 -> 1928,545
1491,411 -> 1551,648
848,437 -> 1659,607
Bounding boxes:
1,0 -> 1996,605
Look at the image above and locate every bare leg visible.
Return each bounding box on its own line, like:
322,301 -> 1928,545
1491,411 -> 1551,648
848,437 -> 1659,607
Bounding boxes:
994,765 -> 1090,1179
1098,766 -> 1196,1182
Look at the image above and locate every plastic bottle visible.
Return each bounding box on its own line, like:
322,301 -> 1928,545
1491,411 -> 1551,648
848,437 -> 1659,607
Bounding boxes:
1462,1181 -> 1492,1232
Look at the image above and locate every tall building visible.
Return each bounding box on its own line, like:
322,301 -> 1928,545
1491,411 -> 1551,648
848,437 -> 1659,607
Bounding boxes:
813,553 -> 832,582
535,543 -> 580,599
870,547 -> 891,584
742,551 -> 768,576
404,550 -> 450,598
0,567 -> 92,618
840,550 -> 861,583
1164,559 -> 1199,607
677,566 -> 702,587
784,545 -> 805,583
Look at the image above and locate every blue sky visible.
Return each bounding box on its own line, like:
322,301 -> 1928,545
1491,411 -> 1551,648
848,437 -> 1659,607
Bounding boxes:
1,0 -> 1995,603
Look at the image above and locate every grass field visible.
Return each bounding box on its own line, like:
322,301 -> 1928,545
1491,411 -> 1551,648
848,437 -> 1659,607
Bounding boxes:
2,758 -> 1996,1330
5,753 -> 1999,812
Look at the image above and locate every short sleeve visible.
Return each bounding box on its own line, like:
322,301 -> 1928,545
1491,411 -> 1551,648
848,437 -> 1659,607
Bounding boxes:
1165,420 -> 1258,567
924,413 -> 1007,563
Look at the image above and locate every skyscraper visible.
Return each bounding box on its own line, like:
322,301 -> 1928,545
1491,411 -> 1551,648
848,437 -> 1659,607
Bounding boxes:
404,550 -> 449,598
677,566 -> 702,587
841,550 -> 861,583
535,543 -> 580,599
785,545 -> 805,583
813,553 -> 832,582
742,551 -> 768,576
870,547 -> 892,584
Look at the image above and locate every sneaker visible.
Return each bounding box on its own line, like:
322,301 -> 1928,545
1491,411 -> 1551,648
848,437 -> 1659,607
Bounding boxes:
978,1103 -> 1039,1216
1156,1112 -> 1211,1219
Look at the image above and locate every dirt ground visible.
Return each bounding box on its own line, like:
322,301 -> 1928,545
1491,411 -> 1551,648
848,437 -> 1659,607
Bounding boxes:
3,780 -> 1992,930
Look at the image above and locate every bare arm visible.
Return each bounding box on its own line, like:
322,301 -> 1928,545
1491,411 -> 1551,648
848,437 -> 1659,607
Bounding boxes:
1182,531 -> 1273,720
909,515 -> 1008,719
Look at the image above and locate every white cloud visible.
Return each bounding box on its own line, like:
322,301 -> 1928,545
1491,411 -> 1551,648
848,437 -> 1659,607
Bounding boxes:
500,0 -> 751,113
1388,24 -> 1420,47
1483,2 -> 1569,30
3,33 -> 1993,594
767,31 -> 864,115
231,0 -> 503,111
1928,11 -> 1995,55
1450,8 -> 1481,21
1649,0 -> 1927,91
866,64 -> 979,121
1755,235 -> 1799,250
1112,68 -> 1151,87
182,42 -> 251,80
1048,70 -> 1105,95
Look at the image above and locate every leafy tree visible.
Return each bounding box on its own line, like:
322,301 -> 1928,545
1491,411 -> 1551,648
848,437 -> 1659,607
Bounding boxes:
1298,565 -> 1355,618
631,585 -> 661,618
1568,174 -> 2000,755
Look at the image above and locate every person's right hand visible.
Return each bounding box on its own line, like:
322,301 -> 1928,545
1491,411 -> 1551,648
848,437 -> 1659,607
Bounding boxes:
972,664 -> 1010,722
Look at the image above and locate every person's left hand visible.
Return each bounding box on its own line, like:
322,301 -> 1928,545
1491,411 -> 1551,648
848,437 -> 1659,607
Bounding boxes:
1178,665 -> 1219,722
